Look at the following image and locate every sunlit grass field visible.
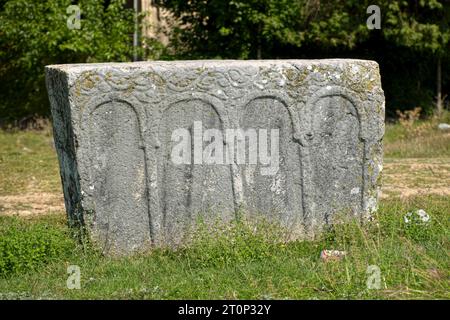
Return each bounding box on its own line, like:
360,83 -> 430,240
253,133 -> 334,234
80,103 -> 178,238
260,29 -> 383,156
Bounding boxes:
0,116 -> 449,299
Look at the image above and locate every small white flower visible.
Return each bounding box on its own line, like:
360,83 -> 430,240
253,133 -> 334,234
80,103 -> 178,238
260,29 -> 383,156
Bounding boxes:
404,209 -> 430,224
417,209 -> 430,223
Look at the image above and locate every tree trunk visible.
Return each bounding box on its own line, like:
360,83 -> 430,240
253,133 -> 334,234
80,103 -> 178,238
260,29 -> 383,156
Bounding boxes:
437,56 -> 443,117
257,23 -> 262,60
133,0 -> 139,61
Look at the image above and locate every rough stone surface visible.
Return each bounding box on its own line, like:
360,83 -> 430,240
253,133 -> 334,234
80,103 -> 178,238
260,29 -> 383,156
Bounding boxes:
46,59 -> 385,254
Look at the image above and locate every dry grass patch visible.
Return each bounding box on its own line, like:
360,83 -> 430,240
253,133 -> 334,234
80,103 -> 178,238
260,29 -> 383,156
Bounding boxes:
382,158 -> 450,199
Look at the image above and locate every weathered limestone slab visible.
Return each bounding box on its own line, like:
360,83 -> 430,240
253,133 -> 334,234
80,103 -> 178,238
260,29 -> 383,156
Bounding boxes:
46,59 -> 385,253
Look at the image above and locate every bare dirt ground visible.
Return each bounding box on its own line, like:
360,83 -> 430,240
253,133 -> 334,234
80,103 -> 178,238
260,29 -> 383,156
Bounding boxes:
381,157 -> 450,199
1,157 -> 448,217
0,192 -> 64,216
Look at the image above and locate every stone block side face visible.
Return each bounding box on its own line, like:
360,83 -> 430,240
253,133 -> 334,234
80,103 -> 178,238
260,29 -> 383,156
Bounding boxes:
46,60 -> 385,253
45,68 -> 83,226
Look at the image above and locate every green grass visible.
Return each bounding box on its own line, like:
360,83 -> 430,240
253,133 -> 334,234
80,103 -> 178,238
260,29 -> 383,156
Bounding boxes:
0,118 -> 449,300
384,112 -> 450,159
0,215 -> 75,278
0,195 -> 448,299
0,128 -> 61,195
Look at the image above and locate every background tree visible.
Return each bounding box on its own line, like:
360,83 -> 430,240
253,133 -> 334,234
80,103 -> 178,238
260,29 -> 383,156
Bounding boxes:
161,0 -> 449,118
161,0 -> 308,59
0,0 -> 136,122
383,0 -> 450,116
0,0 -> 448,121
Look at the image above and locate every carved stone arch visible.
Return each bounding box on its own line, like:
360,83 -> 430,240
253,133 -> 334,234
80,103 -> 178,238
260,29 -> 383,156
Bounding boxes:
78,94 -> 149,201
239,90 -> 302,142
238,91 -> 305,235
80,93 -> 148,135
78,95 -> 151,253
302,86 -> 367,142
152,93 -> 236,245
151,92 -> 231,147
302,86 -> 367,233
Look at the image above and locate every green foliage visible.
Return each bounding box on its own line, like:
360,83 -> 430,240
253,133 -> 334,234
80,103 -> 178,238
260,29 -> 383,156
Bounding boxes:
161,0 -> 449,116
173,219 -> 286,269
0,0 -> 449,120
0,216 -> 75,278
0,195 -> 448,299
162,0 -> 449,58
384,0 -> 450,55
162,0 -> 302,59
162,0 -> 374,58
0,0 -> 136,121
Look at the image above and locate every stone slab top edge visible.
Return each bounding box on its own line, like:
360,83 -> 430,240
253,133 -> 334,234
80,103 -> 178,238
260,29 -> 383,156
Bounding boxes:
45,58 -> 380,73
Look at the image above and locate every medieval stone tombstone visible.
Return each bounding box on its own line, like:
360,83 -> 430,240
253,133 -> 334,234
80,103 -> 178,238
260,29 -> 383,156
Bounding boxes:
46,60 -> 385,253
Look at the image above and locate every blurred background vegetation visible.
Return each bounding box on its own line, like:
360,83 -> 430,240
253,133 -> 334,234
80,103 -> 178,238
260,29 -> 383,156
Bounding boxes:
0,0 -> 449,124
